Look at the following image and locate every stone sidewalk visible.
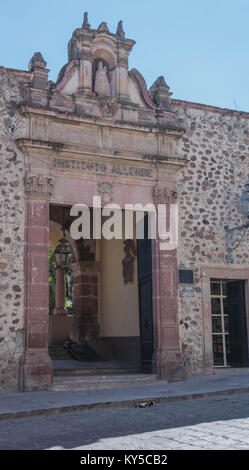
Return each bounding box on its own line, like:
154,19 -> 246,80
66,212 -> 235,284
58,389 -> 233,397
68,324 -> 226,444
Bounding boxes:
0,372 -> 249,421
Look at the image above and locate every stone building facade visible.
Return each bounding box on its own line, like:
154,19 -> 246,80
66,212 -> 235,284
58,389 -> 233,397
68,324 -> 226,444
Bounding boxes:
0,14 -> 248,392
174,102 -> 249,375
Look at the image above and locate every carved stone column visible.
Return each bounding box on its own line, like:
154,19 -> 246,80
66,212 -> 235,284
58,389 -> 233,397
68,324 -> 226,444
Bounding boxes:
152,186 -> 184,380
116,55 -> 129,100
19,174 -> 55,391
71,261 -> 100,343
79,48 -> 93,93
116,33 -> 135,100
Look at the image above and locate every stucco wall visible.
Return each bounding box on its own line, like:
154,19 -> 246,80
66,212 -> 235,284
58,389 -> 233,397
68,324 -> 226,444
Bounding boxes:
100,237 -> 140,338
173,101 -> 249,375
0,70 -> 27,391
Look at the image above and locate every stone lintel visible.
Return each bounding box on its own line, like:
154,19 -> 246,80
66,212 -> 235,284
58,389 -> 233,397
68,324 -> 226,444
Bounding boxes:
16,137 -> 187,173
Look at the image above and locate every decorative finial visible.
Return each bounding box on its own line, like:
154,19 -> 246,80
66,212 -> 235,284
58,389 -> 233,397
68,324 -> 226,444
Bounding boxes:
149,76 -> 172,111
28,52 -> 47,71
97,22 -> 110,33
116,20 -> 125,39
152,76 -> 170,91
82,11 -> 90,29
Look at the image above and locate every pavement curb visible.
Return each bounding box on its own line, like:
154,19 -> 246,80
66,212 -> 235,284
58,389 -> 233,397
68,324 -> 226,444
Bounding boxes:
1,386 -> 249,422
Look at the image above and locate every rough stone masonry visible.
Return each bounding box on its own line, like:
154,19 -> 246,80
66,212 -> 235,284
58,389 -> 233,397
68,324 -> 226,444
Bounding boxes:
0,13 -> 249,392
0,69 -> 28,391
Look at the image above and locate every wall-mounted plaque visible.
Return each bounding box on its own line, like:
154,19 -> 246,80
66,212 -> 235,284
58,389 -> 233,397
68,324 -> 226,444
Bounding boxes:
180,289 -> 195,297
179,269 -> 194,284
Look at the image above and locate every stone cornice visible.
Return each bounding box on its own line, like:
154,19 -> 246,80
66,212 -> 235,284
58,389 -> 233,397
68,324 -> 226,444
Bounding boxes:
72,27 -> 135,50
16,138 -> 64,153
0,66 -> 31,80
18,104 -> 184,136
172,99 -> 249,118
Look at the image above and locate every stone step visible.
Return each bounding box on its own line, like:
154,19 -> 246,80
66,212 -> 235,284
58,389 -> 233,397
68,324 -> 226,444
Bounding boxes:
50,356 -> 71,361
51,357 -> 71,361
49,351 -> 70,356
49,350 -> 70,355
48,381 -> 162,392
54,367 -> 143,376
49,345 -> 71,361
47,374 -> 163,391
53,373 -> 157,383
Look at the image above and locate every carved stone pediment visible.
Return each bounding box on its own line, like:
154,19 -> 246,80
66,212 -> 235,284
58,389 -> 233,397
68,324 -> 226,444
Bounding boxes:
153,186 -> 177,205
24,174 -> 55,199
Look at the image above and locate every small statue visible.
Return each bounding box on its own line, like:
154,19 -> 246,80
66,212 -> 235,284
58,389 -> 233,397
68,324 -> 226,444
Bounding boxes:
122,240 -> 137,284
94,61 -> 111,96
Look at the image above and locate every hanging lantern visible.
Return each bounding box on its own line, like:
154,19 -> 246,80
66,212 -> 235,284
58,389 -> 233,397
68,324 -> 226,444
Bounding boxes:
240,181 -> 249,221
53,236 -> 74,270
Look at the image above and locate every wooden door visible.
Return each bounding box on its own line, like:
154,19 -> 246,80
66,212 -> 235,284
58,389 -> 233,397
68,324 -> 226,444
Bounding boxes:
137,215 -> 154,372
227,280 -> 249,367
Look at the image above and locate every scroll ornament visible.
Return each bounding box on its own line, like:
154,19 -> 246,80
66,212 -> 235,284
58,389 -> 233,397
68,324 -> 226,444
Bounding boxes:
97,181 -> 113,203
24,174 -> 55,198
153,187 -> 177,205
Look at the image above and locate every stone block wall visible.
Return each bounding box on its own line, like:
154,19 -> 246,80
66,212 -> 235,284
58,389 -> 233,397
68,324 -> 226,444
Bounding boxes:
173,101 -> 249,375
0,69 -> 27,391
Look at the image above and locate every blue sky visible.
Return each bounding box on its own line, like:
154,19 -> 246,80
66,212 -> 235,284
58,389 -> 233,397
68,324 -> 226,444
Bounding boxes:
1,0 -> 249,111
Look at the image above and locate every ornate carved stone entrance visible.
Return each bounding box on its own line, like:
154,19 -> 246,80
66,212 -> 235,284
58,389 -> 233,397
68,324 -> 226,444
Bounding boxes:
17,14 -> 186,390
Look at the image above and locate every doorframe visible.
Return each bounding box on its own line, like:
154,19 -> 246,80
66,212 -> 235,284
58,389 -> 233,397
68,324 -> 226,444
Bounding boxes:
201,265 -> 249,374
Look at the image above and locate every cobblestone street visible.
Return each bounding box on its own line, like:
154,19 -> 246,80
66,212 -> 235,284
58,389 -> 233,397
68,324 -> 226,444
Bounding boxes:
1,392 -> 249,450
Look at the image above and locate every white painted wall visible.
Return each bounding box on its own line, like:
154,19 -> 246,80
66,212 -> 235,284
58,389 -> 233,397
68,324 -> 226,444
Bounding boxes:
100,238 -> 140,337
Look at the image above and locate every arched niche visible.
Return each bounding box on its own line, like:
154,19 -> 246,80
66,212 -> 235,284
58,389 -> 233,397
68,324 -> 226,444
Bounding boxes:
92,47 -> 117,96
